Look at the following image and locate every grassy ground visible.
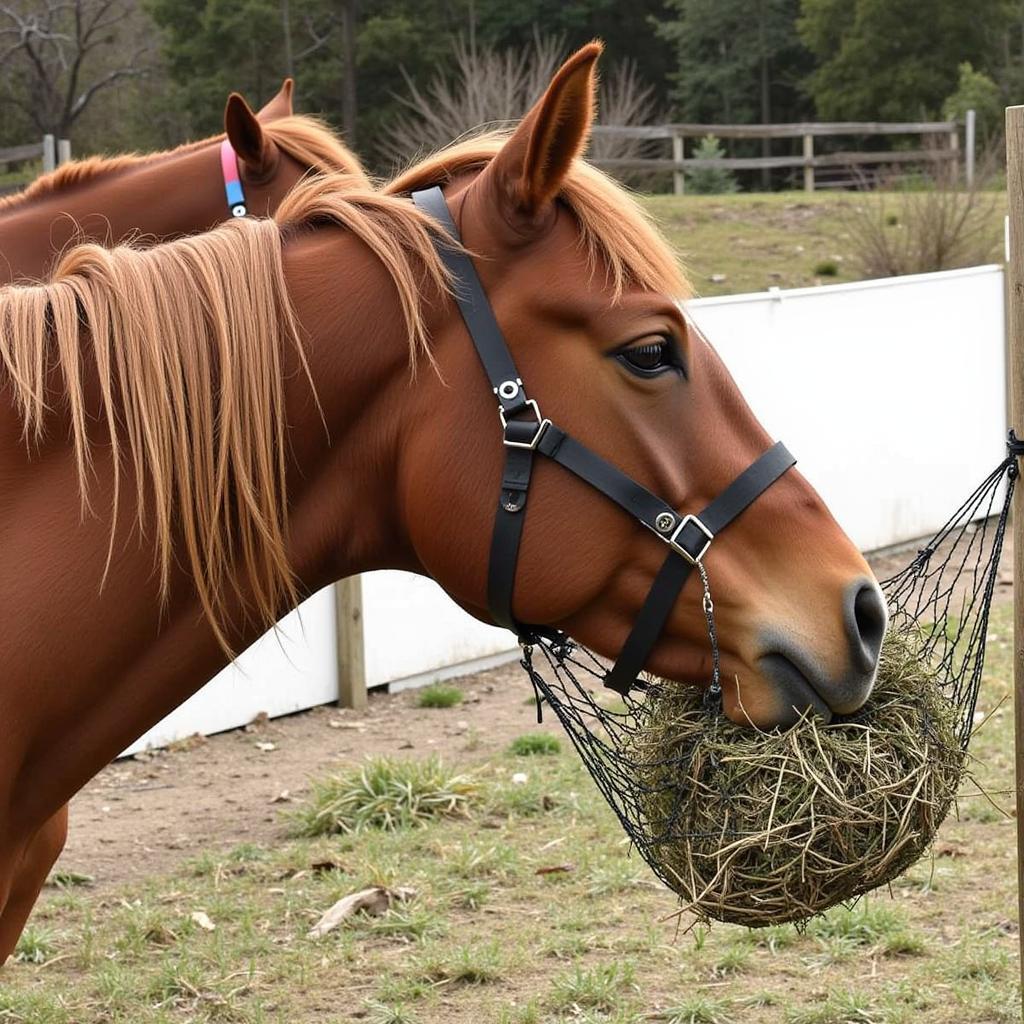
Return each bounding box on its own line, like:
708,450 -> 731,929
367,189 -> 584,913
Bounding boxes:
639,192 -> 1005,298
1,607 -> 1018,1024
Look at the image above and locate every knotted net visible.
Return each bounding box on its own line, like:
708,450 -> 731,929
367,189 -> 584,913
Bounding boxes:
519,445 -> 1016,925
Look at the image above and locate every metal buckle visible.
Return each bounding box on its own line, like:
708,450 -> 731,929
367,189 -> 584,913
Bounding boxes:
499,399 -> 551,450
669,513 -> 714,564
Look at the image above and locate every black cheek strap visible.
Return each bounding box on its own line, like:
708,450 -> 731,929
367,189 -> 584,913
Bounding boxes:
410,184 -> 796,695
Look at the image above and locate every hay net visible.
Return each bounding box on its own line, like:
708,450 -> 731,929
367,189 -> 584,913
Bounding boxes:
518,444 -> 1017,897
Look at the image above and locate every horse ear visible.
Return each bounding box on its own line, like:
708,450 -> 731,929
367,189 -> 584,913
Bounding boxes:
257,78 -> 294,122
224,92 -> 277,176
485,41 -> 602,222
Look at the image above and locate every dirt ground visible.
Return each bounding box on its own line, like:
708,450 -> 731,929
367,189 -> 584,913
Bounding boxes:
57,539 -> 1015,895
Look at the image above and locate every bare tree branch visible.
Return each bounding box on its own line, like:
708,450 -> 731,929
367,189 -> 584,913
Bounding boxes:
0,0 -> 147,137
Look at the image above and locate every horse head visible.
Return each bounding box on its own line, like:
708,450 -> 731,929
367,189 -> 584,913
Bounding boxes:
390,44 -> 886,728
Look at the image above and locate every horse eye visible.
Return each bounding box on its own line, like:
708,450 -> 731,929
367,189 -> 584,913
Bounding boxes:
616,337 -> 681,377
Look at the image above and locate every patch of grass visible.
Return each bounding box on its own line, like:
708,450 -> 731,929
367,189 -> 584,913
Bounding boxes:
366,1000 -> 421,1024
415,940 -> 508,985
13,925 -> 56,964
417,684 -> 463,709
784,990 -> 886,1024
946,942 -> 1013,982
661,995 -> 735,1024
549,961 -> 636,1013
290,755 -> 477,836
808,902 -> 924,956
710,941 -> 752,977
509,732 -> 561,756
813,258 -> 840,276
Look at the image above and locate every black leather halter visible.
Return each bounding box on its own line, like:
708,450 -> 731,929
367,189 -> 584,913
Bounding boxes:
411,186 -> 796,696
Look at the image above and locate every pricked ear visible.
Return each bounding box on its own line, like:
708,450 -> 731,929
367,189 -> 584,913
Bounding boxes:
485,41 -> 602,222
257,78 -> 294,122
224,92 -> 278,176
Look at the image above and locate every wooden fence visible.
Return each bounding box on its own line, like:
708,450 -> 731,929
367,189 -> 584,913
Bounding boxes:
591,112 -> 977,194
0,134 -> 71,194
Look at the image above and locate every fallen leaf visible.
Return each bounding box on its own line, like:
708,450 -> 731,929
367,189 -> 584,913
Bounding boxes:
270,790 -> 291,803
328,720 -> 368,730
190,911 -> 216,932
307,886 -> 416,939
255,741 -> 277,752
535,864 -> 574,875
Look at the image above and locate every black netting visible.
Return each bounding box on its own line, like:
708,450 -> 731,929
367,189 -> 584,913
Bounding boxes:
519,448 -> 1017,899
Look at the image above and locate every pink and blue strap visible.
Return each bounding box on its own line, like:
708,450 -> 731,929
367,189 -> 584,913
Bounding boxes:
220,139 -> 248,218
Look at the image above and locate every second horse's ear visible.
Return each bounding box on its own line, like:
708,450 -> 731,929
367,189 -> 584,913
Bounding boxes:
257,78 -> 294,122
224,92 -> 279,177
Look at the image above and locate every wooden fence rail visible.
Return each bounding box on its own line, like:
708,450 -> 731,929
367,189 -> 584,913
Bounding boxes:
0,135 -> 71,195
591,116 -> 973,194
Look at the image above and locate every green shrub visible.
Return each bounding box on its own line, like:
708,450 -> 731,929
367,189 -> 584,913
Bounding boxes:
291,755 -> 477,835
417,684 -> 463,708
509,732 -> 561,756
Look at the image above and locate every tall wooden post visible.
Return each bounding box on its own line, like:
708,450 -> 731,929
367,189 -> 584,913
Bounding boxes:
335,576 -> 367,710
671,132 -> 685,196
41,135 -> 55,173
1004,104 -> 1024,1014
965,109 -> 976,188
803,133 -> 814,193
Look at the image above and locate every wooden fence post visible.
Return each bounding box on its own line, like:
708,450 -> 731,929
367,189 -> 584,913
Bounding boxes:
57,138 -> 71,166
802,133 -> 814,193
949,123 -> 960,181
965,109 -> 976,188
335,576 -> 367,710
1003,102 -> 1024,1019
42,135 -> 56,173
671,132 -> 685,196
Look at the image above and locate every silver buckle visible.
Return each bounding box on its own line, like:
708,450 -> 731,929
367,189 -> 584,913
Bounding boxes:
669,513 -> 714,564
499,399 -> 550,450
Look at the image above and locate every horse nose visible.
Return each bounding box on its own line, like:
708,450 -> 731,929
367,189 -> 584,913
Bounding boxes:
847,578 -> 887,676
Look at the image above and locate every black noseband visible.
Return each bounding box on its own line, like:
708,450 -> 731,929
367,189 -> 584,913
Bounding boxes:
411,186 -> 795,696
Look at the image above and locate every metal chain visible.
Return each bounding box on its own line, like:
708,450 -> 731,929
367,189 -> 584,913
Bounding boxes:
698,560 -> 722,699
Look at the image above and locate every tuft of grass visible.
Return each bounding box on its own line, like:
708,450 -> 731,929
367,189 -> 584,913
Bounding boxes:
417,683 -> 463,709
661,995 -> 735,1023
808,902 -> 924,956
814,258 -> 840,276
509,732 -> 562,756
366,1000 -> 420,1024
290,755 -> 477,835
549,961 -> 636,1012
415,940 -> 507,985
13,925 -> 56,964
784,990 -> 887,1024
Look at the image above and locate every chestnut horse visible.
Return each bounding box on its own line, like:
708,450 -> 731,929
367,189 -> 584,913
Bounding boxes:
0,78 -> 368,284
0,44 -> 885,963
0,80 -> 368,959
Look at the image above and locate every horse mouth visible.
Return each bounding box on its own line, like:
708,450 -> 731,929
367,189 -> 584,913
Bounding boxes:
756,651 -> 834,725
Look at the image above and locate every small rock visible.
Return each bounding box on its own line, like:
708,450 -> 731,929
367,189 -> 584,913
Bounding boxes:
255,741 -> 277,753
710,273 -> 727,284
512,772 -> 529,785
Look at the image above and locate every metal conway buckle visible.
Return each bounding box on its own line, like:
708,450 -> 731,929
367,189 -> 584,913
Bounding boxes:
499,399 -> 551,450
668,513 -> 714,564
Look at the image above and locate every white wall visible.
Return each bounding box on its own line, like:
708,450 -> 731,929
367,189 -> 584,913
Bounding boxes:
688,266 -> 1006,552
123,266 -> 1007,754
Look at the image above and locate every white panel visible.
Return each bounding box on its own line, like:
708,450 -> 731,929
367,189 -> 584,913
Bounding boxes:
122,587 -> 338,756
361,570 -> 518,687
688,266 -> 1006,552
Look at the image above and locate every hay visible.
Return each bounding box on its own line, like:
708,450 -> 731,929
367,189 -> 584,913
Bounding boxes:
626,626 -> 965,927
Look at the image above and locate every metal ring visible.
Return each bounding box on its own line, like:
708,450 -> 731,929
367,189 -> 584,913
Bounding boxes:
497,380 -> 520,401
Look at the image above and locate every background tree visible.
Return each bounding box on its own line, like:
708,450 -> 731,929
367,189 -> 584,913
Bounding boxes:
799,0 -> 1012,121
658,0 -> 811,124
0,0 -> 148,140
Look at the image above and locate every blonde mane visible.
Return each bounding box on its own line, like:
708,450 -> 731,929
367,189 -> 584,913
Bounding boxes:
0,114 -> 368,211
0,135 -> 688,649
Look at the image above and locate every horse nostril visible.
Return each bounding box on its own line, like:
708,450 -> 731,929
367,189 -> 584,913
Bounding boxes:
848,580 -> 887,673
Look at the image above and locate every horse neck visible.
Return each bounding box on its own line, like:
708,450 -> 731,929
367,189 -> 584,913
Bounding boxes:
0,144 -> 224,284
0,225 -> 418,832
